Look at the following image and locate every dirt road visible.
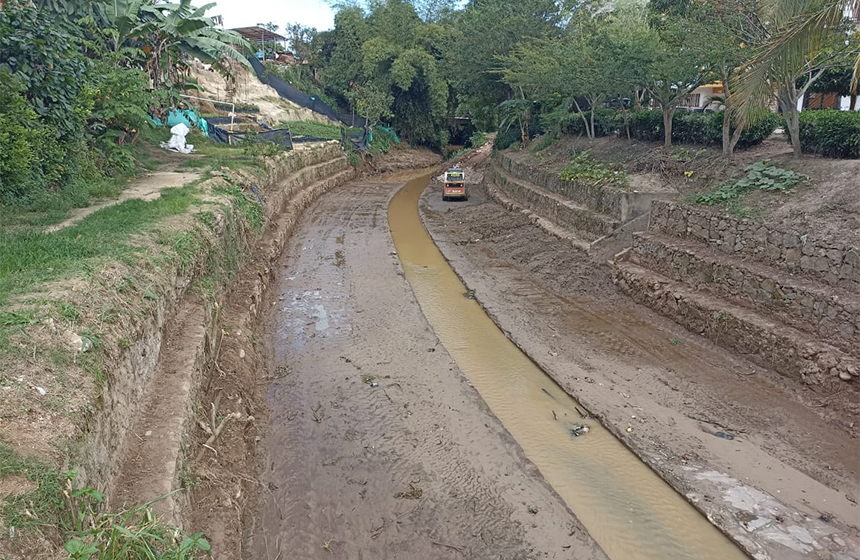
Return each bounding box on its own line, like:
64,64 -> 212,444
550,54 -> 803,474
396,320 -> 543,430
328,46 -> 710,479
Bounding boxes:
247,177 -> 606,560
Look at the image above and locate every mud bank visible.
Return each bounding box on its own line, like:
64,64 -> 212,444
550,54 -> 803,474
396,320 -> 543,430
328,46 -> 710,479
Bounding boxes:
0,141 -> 363,559
243,172 -> 607,560
419,179 -> 859,560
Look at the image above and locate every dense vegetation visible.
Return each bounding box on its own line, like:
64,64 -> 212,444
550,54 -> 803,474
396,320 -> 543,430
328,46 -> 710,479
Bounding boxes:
796,109 -> 860,158
0,0 -> 249,208
295,0 -> 858,157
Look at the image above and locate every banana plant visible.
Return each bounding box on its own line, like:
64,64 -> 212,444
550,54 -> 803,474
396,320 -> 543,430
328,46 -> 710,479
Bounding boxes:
99,0 -> 251,90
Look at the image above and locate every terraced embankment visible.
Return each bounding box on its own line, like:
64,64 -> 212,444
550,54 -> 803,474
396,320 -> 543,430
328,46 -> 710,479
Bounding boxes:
486,151 -> 675,254
612,200 -> 859,433
0,142 -> 356,559
418,148 -> 859,560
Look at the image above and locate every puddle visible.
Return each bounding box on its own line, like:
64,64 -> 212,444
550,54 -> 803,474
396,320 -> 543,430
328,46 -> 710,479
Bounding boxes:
388,174 -> 747,560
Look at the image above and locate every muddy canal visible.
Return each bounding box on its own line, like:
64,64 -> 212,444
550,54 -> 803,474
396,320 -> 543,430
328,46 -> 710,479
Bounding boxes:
248,172 -> 747,560
388,174 -> 747,560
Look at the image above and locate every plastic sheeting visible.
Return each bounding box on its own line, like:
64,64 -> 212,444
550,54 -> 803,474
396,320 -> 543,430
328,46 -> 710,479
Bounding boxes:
160,122 -> 195,153
249,58 -> 367,129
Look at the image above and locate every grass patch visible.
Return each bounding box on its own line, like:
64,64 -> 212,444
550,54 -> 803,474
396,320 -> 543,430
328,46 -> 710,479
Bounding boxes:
0,129 -> 167,229
283,120 -> 355,140
0,186 -> 199,304
0,444 -> 64,530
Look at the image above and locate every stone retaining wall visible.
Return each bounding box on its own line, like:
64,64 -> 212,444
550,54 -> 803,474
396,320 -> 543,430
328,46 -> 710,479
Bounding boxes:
495,152 -> 623,219
613,260 -> 859,395
650,200 -> 860,292
488,166 -> 618,240
632,233 -> 859,354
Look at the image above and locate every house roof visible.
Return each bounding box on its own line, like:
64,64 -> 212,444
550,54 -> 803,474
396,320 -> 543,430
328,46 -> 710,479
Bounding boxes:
230,26 -> 287,43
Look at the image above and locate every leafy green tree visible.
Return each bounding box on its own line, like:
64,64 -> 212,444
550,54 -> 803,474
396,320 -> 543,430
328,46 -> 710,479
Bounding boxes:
734,0 -> 858,156
444,0 -> 561,129
321,0 -> 451,145
321,7 -> 369,93
101,0 -> 251,91
347,83 -> 394,127
644,1 -> 710,148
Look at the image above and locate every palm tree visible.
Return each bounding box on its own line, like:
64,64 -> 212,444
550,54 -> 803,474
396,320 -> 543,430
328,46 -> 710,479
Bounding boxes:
734,0 -> 859,156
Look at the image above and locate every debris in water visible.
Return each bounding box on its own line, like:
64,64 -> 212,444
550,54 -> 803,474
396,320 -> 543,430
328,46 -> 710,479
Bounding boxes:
714,431 -> 734,440
552,410 -> 558,421
463,289 -> 476,300
570,424 -> 590,437
574,406 -> 588,419
394,484 -> 423,500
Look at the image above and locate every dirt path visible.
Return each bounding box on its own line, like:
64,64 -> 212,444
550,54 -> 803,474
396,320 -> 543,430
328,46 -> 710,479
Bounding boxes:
420,182 -> 859,559
46,170 -> 201,232
247,178 -> 607,560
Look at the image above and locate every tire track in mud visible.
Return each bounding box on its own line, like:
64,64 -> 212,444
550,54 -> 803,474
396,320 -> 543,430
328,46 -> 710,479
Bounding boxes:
249,180 -> 606,560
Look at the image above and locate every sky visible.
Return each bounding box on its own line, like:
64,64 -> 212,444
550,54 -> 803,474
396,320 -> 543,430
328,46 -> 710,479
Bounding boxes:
213,0 -> 336,34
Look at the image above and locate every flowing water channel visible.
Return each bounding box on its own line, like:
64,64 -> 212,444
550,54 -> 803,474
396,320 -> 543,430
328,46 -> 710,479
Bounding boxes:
388,173 -> 749,560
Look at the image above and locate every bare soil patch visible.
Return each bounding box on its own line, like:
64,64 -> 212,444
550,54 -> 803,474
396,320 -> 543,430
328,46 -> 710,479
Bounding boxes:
516,135 -> 860,245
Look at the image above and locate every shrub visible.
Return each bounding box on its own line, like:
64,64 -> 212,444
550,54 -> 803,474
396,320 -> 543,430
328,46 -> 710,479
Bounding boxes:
494,127 -> 521,150
370,126 -> 399,153
558,109 -> 622,137
797,109 -> 860,158
673,112 -> 721,146
468,131 -> 488,148
627,110 -> 665,142
626,109 -> 780,149
559,151 -> 628,187
694,160 -> 806,205
737,111 -> 782,149
0,71 -> 66,203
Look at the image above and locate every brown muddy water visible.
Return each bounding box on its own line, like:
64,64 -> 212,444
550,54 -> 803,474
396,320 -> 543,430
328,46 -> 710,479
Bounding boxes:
388,173 -> 748,560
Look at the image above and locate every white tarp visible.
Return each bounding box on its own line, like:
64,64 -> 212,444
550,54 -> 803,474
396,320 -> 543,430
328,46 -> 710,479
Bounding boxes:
160,122 -> 195,154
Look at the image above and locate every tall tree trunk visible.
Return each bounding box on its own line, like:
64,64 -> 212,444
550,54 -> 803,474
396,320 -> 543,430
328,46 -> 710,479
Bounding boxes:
662,106 -> 674,148
571,97 -> 592,139
590,108 -> 595,140
634,88 -> 642,111
778,82 -> 803,157
720,66 -> 732,156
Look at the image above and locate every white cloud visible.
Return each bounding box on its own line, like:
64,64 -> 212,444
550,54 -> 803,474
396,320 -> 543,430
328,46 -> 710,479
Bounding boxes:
212,0 -> 335,33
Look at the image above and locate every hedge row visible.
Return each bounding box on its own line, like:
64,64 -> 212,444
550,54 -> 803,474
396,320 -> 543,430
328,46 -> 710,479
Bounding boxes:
797,109 -> 860,158
626,110 -> 781,149
553,109 -> 780,150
